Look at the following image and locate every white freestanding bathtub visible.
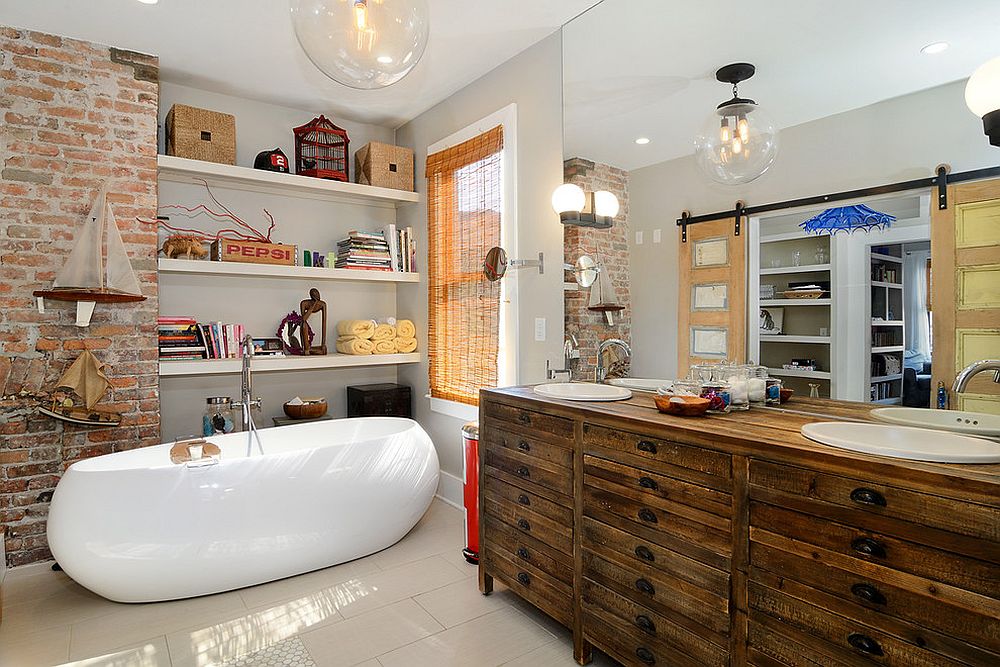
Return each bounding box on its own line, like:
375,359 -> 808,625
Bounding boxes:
46,417 -> 439,603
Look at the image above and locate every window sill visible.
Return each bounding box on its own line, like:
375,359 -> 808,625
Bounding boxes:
428,396 -> 479,422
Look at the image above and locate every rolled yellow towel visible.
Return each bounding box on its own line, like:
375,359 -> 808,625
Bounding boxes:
396,319 -> 415,339
336,337 -> 375,355
372,323 -> 396,342
336,319 -> 376,339
394,337 -> 417,353
373,339 -> 396,354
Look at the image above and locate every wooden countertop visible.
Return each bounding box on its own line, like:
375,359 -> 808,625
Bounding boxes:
482,386 -> 1000,503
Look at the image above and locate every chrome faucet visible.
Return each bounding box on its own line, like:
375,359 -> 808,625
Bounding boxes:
953,359 -> 1000,394
595,338 -> 631,383
546,333 -> 579,381
233,334 -> 264,455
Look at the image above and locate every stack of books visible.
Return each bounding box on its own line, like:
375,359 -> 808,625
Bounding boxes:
383,223 -> 416,272
199,322 -> 247,359
335,231 -> 392,271
158,317 -> 206,360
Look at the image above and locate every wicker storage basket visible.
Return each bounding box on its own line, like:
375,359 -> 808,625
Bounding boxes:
355,141 -> 414,191
165,104 -> 236,165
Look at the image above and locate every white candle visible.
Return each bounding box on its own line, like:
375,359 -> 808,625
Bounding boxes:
189,444 -> 204,460
749,378 -> 767,402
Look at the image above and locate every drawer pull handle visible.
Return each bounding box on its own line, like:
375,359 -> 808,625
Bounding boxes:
636,440 -> 658,455
516,466 -> 530,478
635,647 -> 656,665
516,547 -> 529,560
634,614 -> 656,635
517,572 -> 530,586
851,537 -> 887,559
517,494 -> 530,506
635,545 -> 655,562
517,440 -> 531,452
850,487 -> 887,507
517,518 -> 531,531
638,508 -> 658,524
638,476 -> 658,491
847,633 -> 884,657
517,413 -> 531,425
850,583 -> 887,605
635,578 -> 656,595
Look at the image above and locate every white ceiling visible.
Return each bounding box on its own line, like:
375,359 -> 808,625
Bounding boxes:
0,0 -> 598,128
564,0 -> 1000,170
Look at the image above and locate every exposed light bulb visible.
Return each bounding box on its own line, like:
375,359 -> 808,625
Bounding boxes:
354,0 -> 368,30
720,119 -> 731,143
732,137 -> 743,155
738,116 -> 749,143
593,191 -> 620,218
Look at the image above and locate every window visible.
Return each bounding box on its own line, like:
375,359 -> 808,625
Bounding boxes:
427,125 -> 504,406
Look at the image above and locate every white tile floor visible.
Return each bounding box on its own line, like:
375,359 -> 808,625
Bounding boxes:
0,500 -> 618,667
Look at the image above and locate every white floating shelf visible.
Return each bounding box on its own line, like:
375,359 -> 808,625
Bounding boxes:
871,281 -> 903,289
871,252 -> 903,264
759,299 -> 831,306
759,264 -> 830,275
871,320 -> 904,326
872,346 -> 904,354
767,367 -> 832,379
871,374 -> 903,383
760,335 -> 831,344
158,258 -> 420,283
563,282 -> 579,292
157,155 -> 419,208
160,353 -> 421,377
873,397 -> 903,405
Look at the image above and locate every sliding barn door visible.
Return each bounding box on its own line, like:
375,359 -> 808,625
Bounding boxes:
678,218 -> 746,377
931,178 -> 1000,414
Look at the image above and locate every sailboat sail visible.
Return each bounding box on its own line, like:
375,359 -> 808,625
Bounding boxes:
53,183 -> 106,289
104,204 -> 142,295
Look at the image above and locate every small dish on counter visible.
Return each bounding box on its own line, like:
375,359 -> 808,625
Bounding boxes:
653,394 -> 711,416
283,397 -> 329,419
780,388 -> 794,403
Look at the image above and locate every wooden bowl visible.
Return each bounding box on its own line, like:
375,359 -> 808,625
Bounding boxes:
779,388 -> 794,404
653,394 -> 711,417
283,398 -> 328,419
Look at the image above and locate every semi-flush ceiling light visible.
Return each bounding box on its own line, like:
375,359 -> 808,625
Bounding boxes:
799,204 -> 896,235
289,0 -> 429,90
694,63 -> 779,185
551,183 -> 619,229
965,56 -> 1000,147
634,137 -> 650,145
920,41 -> 949,55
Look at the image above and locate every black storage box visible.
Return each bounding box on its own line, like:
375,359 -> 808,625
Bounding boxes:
347,383 -> 412,418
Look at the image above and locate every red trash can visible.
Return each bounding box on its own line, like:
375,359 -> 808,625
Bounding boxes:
461,421 -> 480,564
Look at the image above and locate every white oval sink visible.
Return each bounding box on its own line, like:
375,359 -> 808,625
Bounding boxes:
607,378 -> 672,393
801,422 -> 1000,464
870,407 -> 1000,437
533,383 -> 632,402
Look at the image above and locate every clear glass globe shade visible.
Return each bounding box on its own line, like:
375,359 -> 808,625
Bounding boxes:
551,183 -> 585,214
290,0 -> 429,90
593,190 -> 620,218
965,56 -> 1000,117
694,102 -> 779,185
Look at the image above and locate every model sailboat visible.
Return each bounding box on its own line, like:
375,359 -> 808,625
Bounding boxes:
38,350 -> 121,426
33,181 -> 145,327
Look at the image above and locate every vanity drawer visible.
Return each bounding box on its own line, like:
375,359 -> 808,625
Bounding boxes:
749,581 -> 968,667
751,502 -> 999,599
484,486 -> 573,555
582,423 -> 732,488
750,541 -> 1000,658
483,427 -> 573,469
585,484 -> 731,569
584,454 -> 732,518
582,517 -> 729,600
483,402 -> 574,441
483,547 -> 572,627
484,516 -> 572,584
582,548 -> 730,639
582,578 -> 728,667
483,475 -> 573,528
750,460 -> 1000,544
484,447 -> 573,498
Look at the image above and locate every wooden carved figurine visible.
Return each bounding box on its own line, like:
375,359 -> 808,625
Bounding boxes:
161,235 -> 209,259
299,288 -> 328,355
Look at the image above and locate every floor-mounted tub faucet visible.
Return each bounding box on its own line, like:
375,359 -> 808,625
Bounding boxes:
233,334 -> 264,456
953,359 -> 1000,394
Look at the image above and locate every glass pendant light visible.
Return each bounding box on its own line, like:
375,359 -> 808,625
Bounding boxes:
694,63 -> 779,185
290,0 -> 430,90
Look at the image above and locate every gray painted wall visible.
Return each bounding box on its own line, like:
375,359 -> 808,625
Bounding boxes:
395,33 -> 566,479
628,80 -> 998,380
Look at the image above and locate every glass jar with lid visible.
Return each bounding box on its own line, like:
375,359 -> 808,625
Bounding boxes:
723,364 -> 751,411
747,365 -> 769,404
203,397 -> 235,436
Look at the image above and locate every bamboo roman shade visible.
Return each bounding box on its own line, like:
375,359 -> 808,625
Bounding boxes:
427,125 -> 504,405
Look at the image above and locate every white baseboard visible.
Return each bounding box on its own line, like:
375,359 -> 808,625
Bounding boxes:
435,470 -> 463,509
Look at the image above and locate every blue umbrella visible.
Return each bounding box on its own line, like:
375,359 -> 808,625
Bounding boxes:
799,204 -> 896,235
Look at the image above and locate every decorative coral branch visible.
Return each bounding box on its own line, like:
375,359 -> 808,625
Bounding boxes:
140,179 -> 277,242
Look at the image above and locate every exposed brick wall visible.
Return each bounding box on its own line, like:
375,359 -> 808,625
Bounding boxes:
0,27 -> 159,566
563,158 -> 631,380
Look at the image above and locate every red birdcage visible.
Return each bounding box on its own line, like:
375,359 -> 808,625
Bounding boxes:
293,115 -> 350,182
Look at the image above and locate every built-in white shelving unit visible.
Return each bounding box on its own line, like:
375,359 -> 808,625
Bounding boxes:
160,353 -> 421,377
760,335 -> 831,344
767,367 -> 832,379
158,258 -> 420,283
759,263 -> 830,275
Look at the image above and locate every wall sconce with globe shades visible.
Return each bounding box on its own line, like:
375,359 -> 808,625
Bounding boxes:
551,183 -> 620,229
966,56 -> 1000,147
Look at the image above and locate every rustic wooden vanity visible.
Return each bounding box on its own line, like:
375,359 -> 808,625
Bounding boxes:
478,387 -> 1000,666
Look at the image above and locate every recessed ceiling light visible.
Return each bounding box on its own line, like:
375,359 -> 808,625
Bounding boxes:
377,55 -> 394,64
137,0 -> 158,4
634,137 -> 650,145
920,41 -> 949,55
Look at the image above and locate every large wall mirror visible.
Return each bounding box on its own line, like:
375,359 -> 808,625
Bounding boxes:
561,0 -> 1000,411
